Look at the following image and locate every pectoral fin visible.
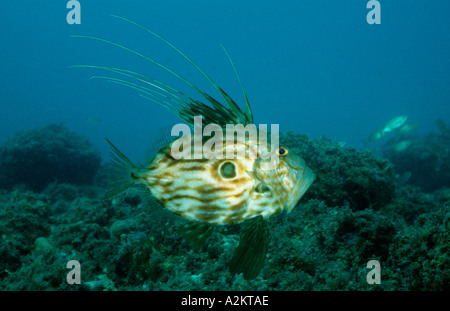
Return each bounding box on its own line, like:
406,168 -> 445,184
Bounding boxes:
229,215 -> 269,280
179,221 -> 215,250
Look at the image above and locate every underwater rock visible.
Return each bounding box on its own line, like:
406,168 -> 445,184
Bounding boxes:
34,237 -> 55,255
0,123 -> 101,192
42,182 -> 80,202
387,204 -> 450,290
110,219 -> 136,239
1,130 -> 448,290
281,132 -> 395,211
388,184 -> 437,225
382,131 -> 450,192
84,274 -> 117,291
0,191 -> 53,279
267,199 -> 398,290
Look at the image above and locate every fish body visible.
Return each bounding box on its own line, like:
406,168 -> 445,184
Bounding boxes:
107,131 -> 315,225
77,16 -> 315,280
393,139 -> 412,152
116,133 -> 314,224
367,115 -> 409,142
368,129 -> 384,142
398,122 -> 415,134
382,115 -> 408,133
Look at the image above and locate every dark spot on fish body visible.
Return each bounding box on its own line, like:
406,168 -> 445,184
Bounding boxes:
223,214 -> 246,224
254,200 -> 272,208
184,177 -> 210,184
166,157 -> 209,168
148,150 -> 173,169
196,212 -> 221,223
159,179 -> 175,188
178,165 -> 206,172
147,159 -> 164,170
230,188 -> 249,199
196,186 -> 234,195
165,185 -> 190,193
197,203 -> 227,213
228,199 -> 247,211
228,176 -> 251,187
144,177 -> 173,195
165,194 -> 229,207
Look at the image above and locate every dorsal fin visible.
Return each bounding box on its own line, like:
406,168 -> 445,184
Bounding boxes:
140,126 -> 174,167
71,15 -> 254,128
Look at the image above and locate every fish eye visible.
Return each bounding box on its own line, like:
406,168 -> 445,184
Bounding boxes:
277,147 -> 288,156
219,161 -> 237,179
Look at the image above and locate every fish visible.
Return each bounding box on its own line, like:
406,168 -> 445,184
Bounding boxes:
367,115 -> 408,143
382,115 -> 408,134
398,122 -> 416,134
73,15 -> 315,280
368,129 -> 384,142
392,139 -> 412,152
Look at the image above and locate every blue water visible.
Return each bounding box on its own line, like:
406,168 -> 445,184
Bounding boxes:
1,1 -> 449,163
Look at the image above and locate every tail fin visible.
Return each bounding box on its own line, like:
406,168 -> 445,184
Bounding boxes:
103,138 -> 138,200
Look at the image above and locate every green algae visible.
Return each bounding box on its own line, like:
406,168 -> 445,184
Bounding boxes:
0,129 -> 448,290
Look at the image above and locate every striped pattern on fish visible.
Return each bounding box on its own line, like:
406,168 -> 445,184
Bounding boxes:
134,139 -> 284,224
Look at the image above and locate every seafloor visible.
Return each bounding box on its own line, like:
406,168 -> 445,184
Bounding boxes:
0,123 -> 448,290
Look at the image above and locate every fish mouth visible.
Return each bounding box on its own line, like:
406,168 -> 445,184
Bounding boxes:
273,155 -> 316,212
284,164 -> 316,212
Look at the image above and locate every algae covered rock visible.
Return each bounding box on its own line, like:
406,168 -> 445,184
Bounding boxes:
0,191 -> 53,279
1,130 -> 448,290
382,131 -> 450,192
0,123 -> 101,191
387,204 -> 450,290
